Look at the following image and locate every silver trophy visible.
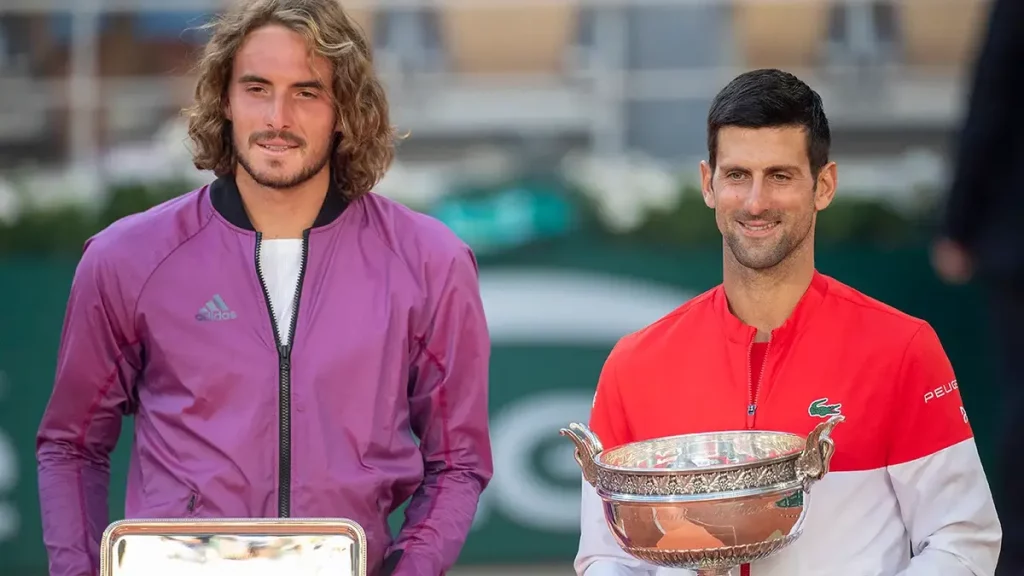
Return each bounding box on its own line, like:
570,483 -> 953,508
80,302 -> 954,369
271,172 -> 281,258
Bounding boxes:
561,415 -> 843,576
99,518 -> 367,576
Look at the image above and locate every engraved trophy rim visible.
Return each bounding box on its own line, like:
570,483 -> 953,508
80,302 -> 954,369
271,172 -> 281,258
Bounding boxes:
99,517 -> 368,576
594,429 -> 807,476
597,476 -> 804,504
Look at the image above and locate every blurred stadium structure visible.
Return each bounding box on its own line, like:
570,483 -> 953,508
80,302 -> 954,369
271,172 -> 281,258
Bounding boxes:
0,0 -> 992,217
0,1 -> 1001,574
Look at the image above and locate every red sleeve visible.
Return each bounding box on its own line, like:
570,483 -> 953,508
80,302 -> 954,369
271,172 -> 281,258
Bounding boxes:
886,322 -> 974,466
589,341 -> 634,451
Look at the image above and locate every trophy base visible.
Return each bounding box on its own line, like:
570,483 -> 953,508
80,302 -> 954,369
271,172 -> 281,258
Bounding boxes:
621,531 -> 799,574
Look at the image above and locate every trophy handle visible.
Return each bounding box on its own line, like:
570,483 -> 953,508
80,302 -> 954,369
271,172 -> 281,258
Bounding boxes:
559,422 -> 604,486
795,414 -> 844,492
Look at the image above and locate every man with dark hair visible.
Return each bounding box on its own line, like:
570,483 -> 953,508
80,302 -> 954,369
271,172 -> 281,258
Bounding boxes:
574,69 -> 1000,575
35,2 -> 492,576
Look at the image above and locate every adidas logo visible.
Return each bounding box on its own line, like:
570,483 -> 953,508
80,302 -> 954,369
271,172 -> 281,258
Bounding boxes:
196,294 -> 237,321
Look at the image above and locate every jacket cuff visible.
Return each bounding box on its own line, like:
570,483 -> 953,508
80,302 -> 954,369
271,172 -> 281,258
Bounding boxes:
379,549 -> 403,576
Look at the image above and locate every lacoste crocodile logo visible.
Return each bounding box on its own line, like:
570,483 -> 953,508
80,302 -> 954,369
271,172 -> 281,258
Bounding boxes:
808,398 -> 842,418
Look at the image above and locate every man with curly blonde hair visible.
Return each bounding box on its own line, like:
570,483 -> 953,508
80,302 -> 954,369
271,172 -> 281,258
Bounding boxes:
36,2 -> 493,575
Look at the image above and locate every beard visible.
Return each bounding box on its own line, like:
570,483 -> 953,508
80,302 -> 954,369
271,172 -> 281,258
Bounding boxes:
235,131 -> 333,190
723,214 -> 813,271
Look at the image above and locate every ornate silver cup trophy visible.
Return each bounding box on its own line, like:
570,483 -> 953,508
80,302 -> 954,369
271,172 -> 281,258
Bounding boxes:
99,518 -> 367,576
561,415 -> 843,576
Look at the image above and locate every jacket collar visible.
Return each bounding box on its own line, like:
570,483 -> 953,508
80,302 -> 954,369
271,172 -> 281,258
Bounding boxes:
713,270 -> 830,345
209,173 -> 349,232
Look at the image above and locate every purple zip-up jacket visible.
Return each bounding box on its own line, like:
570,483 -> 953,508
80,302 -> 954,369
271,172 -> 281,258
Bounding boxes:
36,176 -> 493,576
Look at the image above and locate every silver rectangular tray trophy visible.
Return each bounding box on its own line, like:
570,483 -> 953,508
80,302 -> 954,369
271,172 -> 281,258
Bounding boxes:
561,415 -> 843,576
100,518 -> 367,576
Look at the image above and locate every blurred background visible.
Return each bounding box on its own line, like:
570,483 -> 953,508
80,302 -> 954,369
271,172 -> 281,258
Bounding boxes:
0,0 -> 1005,574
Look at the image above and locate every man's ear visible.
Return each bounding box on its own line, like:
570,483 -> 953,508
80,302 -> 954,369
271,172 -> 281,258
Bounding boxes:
700,160 -> 715,209
814,161 -> 838,211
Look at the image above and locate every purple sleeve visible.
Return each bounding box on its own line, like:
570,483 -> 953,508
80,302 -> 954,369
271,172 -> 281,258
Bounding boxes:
36,241 -> 140,576
387,245 -> 493,576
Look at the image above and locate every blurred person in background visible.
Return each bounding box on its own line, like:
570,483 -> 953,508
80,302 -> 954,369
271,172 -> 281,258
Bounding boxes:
576,69 -> 1000,576
932,0 -> 1024,573
34,1 -> 492,576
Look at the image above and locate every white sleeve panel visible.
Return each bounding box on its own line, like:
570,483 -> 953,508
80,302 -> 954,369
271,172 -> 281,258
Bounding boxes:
889,438 -> 1001,576
575,479 -> 698,576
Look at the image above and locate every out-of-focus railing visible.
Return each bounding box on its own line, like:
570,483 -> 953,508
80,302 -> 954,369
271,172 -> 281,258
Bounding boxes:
0,0 -> 993,192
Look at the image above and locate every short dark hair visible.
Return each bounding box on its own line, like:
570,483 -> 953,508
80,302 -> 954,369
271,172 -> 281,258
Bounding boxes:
706,68 -> 831,176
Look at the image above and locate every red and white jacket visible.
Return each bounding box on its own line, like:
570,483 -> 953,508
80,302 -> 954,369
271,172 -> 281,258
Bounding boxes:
576,271 -> 1000,576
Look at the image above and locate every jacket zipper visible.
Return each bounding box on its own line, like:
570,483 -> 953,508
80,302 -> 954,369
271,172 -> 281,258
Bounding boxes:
254,230 -> 310,518
743,333 -> 771,576
745,332 -> 771,429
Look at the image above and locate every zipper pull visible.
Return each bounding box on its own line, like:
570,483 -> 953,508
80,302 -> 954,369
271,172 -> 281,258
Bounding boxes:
746,403 -> 756,428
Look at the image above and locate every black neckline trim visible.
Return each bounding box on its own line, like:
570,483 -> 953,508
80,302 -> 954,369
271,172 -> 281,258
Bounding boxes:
209,174 -> 349,232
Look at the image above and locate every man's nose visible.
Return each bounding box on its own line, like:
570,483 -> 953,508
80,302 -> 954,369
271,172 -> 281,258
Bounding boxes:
745,178 -> 770,214
264,95 -> 294,129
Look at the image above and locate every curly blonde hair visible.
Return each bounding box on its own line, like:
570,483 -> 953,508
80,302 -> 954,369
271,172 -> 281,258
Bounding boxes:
184,0 -> 395,199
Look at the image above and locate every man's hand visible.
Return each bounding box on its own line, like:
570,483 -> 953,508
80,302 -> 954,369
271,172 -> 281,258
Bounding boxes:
931,237 -> 973,285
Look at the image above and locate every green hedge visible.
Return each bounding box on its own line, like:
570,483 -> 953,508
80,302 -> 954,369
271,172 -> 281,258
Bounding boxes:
0,180 -> 190,255
0,177 -> 938,255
